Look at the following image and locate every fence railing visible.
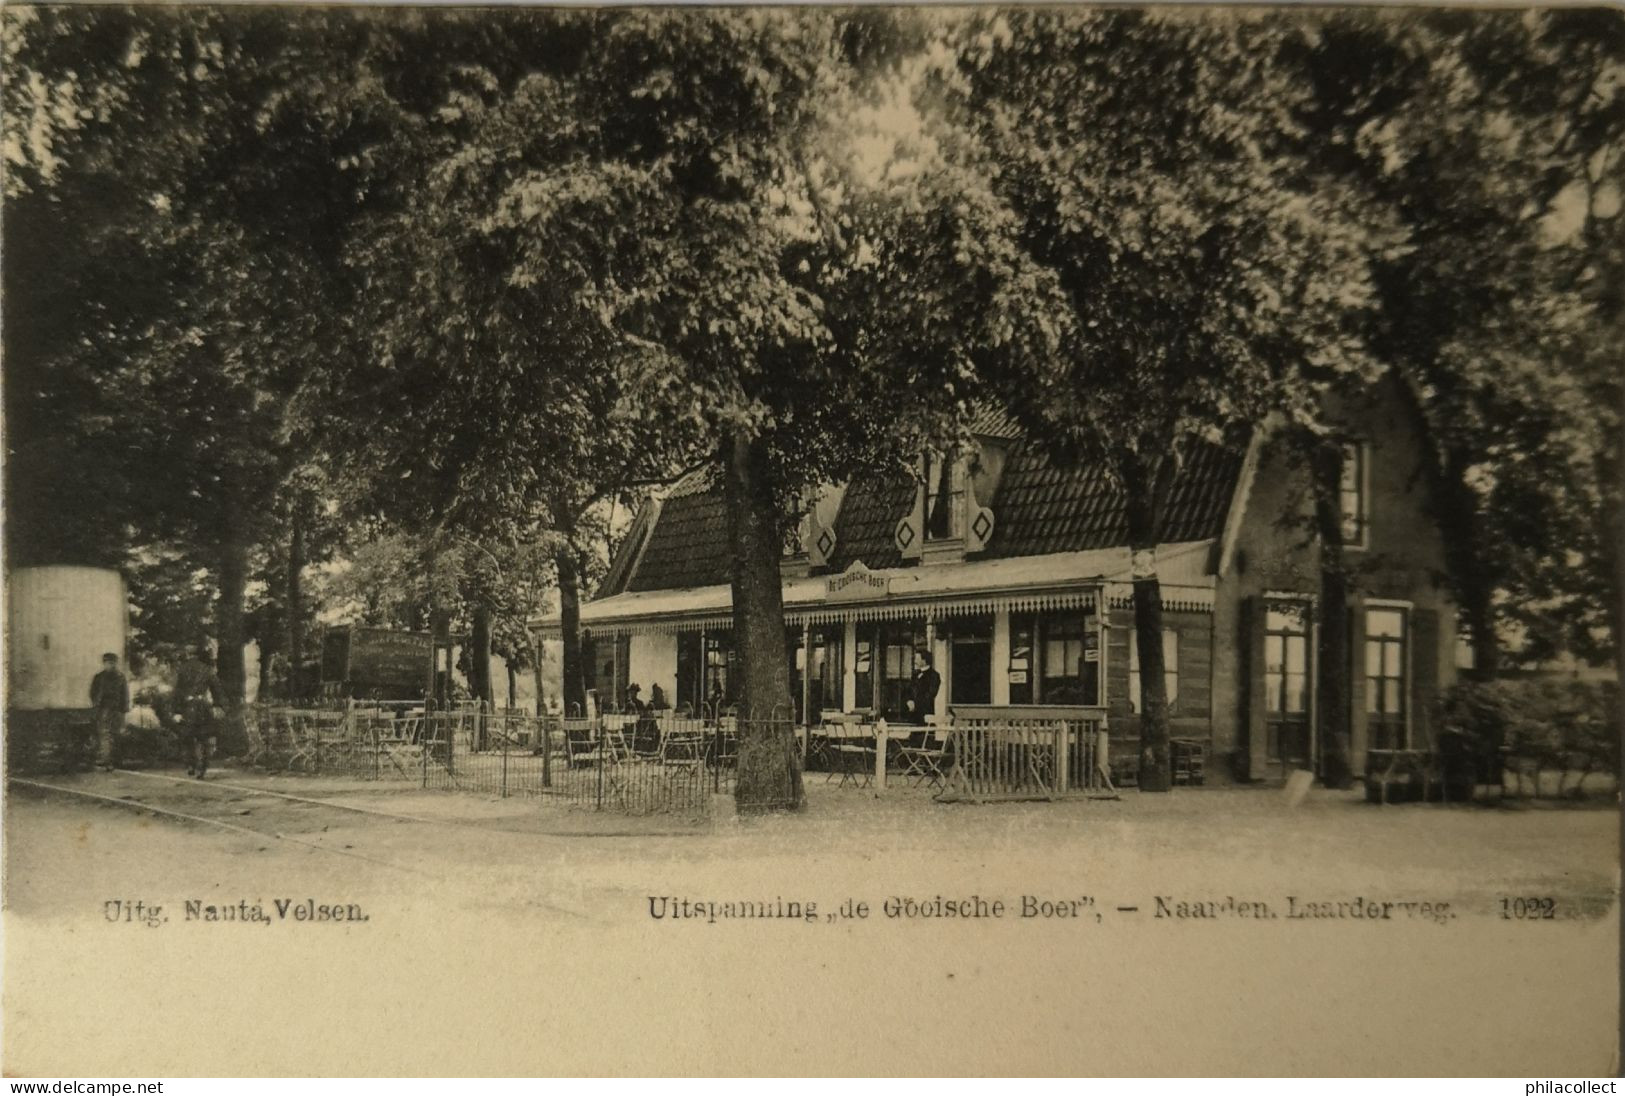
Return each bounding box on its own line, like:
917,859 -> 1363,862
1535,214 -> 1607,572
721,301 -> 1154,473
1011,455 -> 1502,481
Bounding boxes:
936,716 -> 1115,803
241,704 -> 1121,810
242,705 -> 758,816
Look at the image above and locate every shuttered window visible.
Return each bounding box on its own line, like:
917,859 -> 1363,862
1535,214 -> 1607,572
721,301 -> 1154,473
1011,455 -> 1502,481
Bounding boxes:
1364,608 -> 1407,749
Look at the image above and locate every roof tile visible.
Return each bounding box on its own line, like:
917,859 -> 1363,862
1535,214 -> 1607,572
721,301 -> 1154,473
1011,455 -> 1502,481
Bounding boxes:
602,437 -> 1243,598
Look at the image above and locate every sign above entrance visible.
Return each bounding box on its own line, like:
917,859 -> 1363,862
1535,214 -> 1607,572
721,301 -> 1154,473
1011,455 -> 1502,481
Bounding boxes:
825,562 -> 889,603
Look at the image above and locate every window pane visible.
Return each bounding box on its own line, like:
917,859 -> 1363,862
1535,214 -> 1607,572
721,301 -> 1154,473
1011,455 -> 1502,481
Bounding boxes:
1043,638 -> 1068,676
1050,616 -> 1084,639
1384,679 -> 1402,714
1340,445 -> 1359,491
1165,669 -> 1178,706
1265,635 -> 1284,673
925,455 -> 963,541
1267,604 -> 1307,633
1383,642 -> 1402,677
1285,673 -> 1307,714
1266,672 -> 1283,713
1365,642 -> 1383,677
1367,609 -> 1403,639
1284,636 -> 1305,675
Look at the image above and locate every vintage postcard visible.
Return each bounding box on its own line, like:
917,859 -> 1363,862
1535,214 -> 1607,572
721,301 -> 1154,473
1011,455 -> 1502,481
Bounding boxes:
3,3 -> 1619,1078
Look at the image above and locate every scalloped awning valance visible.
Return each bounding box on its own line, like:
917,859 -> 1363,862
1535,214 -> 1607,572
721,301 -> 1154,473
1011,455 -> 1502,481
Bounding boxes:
532,540 -> 1217,638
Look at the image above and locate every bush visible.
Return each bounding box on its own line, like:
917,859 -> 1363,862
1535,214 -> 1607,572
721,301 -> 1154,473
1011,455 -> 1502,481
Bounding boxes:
1437,677 -> 1620,796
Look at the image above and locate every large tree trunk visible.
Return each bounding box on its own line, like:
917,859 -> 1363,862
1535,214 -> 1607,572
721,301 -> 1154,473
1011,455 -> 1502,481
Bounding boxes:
723,432 -> 804,812
556,547 -> 587,717
1439,446 -> 1501,680
470,603 -> 493,750
1123,454 -> 1175,793
1310,441 -> 1355,789
257,641 -> 273,701
429,606 -> 451,708
470,604 -> 494,706
531,630 -> 552,787
285,505 -> 307,695
215,527 -> 249,705
1601,378 -> 1625,678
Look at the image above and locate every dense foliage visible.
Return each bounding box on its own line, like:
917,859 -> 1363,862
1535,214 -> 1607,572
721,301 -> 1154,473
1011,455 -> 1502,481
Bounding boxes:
4,8 -> 1618,804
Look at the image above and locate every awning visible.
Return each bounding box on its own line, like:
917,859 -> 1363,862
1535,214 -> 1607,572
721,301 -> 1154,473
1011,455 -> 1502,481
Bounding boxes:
532,540 -> 1217,637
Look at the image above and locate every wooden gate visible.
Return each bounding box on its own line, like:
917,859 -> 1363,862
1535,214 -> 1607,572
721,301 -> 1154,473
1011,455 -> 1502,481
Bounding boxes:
936,717 -> 1117,803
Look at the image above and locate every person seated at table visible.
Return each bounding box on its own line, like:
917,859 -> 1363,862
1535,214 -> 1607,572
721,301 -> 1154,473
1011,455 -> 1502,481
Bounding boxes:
904,648 -> 941,725
626,683 -> 660,754
649,683 -> 669,711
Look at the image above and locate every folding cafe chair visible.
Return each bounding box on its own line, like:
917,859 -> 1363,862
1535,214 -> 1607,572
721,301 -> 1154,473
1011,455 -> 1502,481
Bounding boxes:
828,719 -> 875,789
896,725 -> 952,789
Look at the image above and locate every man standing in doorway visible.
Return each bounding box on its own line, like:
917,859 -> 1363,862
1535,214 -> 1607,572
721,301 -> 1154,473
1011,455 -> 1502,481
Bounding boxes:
89,652 -> 129,771
905,649 -> 941,725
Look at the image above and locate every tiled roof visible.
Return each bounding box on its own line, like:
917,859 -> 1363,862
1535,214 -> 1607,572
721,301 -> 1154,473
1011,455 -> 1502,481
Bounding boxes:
601,438 -> 1243,597
826,473 -> 914,571
662,465 -> 715,499
968,404 -> 1023,440
623,487 -> 732,592
985,441 -> 1242,558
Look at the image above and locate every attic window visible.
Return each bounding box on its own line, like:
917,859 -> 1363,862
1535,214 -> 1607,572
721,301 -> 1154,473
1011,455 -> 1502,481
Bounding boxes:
924,453 -> 964,542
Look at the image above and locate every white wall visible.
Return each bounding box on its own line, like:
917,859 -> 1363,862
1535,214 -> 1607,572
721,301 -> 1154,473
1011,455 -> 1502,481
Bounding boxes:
628,633 -> 678,705
7,567 -> 127,710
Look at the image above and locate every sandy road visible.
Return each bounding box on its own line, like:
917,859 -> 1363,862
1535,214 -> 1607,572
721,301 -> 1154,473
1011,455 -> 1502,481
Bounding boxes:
4,765 -> 1619,1075
11,772 -> 444,876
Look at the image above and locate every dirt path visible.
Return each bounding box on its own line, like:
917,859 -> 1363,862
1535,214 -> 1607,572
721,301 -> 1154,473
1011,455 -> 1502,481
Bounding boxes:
4,765 -> 1618,1075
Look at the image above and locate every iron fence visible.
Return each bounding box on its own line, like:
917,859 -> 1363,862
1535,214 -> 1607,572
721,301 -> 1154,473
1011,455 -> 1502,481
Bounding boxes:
421,711 -> 744,815
242,705 -> 775,815
241,704 -> 1124,810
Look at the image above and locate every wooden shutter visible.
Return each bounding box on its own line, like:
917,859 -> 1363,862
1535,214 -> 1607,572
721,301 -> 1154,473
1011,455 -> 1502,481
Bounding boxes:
894,461 -> 925,561
1348,606 -> 1368,769
1410,607 -> 1440,751
1242,596 -> 1269,781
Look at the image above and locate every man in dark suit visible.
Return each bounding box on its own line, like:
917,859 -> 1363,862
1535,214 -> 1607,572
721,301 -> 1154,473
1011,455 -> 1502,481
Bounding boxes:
89,652 -> 129,770
173,644 -> 227,779
905,649 -> 941,725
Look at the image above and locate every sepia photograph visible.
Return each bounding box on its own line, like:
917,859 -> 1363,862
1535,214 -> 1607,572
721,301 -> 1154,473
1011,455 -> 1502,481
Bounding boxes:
1,3 -> 1620,1079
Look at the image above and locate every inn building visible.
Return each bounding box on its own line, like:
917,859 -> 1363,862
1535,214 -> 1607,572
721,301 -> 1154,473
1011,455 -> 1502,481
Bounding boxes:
537,379 -> 1458,784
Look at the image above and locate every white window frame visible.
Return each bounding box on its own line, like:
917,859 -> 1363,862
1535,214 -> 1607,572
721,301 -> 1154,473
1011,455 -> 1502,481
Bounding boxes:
1361,598 -> 1412,749
1340,441 -> 1372,550
923,452 -> 967,546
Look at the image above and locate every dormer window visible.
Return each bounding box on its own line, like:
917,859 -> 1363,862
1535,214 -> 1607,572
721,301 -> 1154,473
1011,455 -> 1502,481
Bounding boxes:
925,453 -> 965,542
898,446 -> 997,561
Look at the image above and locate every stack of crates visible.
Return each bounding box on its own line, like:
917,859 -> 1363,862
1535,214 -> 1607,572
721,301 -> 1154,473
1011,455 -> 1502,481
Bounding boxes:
1171,738 -> 1206,786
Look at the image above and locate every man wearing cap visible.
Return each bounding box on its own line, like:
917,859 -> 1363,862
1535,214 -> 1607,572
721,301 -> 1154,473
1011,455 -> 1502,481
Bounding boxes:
88,652 -> 130,771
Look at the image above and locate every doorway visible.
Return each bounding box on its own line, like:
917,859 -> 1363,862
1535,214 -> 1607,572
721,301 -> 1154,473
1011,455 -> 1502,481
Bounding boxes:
1264,600 -> 1312,771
